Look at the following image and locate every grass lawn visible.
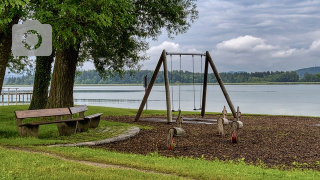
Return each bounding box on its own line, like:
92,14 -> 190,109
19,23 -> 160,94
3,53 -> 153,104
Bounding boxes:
1,105 -> 320,179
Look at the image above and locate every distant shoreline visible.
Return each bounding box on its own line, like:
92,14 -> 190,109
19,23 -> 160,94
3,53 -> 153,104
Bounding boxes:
3,82 -> 320,87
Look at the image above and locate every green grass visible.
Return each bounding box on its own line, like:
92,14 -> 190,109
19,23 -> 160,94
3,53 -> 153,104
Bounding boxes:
0,147 -> 182,180
1,105 -> 320,179
29,146 -> 320,180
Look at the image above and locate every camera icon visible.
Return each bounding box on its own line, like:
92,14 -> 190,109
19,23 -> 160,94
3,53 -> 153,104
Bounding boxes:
12,20 -> 52,56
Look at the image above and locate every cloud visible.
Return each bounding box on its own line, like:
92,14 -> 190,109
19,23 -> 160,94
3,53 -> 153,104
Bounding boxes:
309,39 -> 320,51
272,49 -> 297,58
216,35 -> 277,53
142,0 -> 320,72
146,41 -> 181,56
209,35 -> 320,72
142,41 -> 204,72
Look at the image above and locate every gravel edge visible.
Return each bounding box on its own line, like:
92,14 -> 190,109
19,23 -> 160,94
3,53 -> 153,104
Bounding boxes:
48,126 -> 140,147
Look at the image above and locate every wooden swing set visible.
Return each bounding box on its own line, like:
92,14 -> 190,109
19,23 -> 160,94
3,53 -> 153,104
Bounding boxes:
135,49 -> 238,122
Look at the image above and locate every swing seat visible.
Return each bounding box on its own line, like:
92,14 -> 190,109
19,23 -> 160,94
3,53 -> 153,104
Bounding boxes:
193,107 -> 202,111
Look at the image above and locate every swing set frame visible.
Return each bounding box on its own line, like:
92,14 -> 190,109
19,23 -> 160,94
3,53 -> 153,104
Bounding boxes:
135,50 -> 237,123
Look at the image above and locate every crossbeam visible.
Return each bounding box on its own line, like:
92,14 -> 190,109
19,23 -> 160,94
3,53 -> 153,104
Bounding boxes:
166,52 -> 206,56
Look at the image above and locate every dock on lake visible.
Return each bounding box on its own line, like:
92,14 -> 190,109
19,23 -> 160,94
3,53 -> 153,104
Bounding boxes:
1,88 -> 33,105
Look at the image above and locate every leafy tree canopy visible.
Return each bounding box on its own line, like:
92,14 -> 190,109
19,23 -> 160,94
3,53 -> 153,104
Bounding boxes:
30,0 -> 198,77
0,0 -> 29,34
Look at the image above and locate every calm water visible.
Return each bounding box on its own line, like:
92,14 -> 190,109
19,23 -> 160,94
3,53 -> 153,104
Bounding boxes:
1,85 -> 319,117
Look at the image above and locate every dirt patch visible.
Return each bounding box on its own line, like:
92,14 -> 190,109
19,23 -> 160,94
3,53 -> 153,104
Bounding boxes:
92,114 -> 320,170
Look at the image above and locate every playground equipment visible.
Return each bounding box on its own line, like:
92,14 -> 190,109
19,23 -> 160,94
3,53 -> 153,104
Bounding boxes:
135,50 -> 238,123
169,54 -> 203,112
167,110 -> 185,150
217,106 -> 244,143
217,106 -> 230,136
217,106 -> 243,143
231,107 -> 243,143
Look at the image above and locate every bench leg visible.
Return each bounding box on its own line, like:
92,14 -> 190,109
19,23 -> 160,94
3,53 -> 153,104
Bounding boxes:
18,126 -> 40,138
57,121 -> 77,136
77,119 -> 90,132
17,119 -> 40,138
89,116 -> 101,128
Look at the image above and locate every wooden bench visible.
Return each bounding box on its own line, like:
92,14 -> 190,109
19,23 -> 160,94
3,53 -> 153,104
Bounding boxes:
15,105 -> 103,138
85,113 -> 103,128
69,105 -> 90,132
69,105 -> 103,131
15,108 -> 84,138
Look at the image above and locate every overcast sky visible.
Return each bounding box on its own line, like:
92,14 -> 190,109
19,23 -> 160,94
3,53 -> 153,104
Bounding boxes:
141,0 -> 320,73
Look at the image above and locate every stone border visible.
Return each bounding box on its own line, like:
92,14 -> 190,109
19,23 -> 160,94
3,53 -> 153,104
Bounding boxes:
48,126 -> 140,147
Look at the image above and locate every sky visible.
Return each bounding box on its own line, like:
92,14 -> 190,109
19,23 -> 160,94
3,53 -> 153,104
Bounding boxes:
139,0 -> 320,73
6,0 -> 320,75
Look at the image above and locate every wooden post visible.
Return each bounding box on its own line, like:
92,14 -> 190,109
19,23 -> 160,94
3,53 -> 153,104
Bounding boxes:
201,57 -> 209,117
206,51 -> 237,118
8,88 -> 10,105
144,75 -> 148,110
15,88 -> 17,105
163,50 -> 172,123
135,50 -> 165,121
22,90 -> 24,104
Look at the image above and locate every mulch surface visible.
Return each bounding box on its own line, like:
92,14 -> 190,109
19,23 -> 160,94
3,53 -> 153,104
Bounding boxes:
92,114 -> 320,170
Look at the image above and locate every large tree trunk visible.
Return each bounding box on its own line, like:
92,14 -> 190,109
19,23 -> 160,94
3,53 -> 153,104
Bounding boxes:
29,50 -> 55,110
46,45 -> 79,108
0,15 -> 20,93
0,34 -> 11,93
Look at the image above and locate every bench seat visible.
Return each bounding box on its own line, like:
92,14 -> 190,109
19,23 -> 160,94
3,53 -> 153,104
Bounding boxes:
85,113 -> 103,128
19,118 -> 84,127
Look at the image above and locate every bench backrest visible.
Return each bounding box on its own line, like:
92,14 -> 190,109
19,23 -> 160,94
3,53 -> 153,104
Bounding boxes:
69,105 -> 88,114
15,108 -> 71,119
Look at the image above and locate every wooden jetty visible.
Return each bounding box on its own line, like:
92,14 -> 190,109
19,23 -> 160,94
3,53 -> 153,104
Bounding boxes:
0,88 -> 33,105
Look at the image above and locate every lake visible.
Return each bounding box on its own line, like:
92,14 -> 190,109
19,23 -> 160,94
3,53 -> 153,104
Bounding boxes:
1,84 -> 319,117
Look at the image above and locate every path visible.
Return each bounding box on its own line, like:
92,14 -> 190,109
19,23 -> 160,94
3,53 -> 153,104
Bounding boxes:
4,147 -> 191,179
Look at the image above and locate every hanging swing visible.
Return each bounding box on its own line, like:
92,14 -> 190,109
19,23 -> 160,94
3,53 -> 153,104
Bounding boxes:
171,54 -> 182,112
170,54 -> 175,112
193,55 -> 203,111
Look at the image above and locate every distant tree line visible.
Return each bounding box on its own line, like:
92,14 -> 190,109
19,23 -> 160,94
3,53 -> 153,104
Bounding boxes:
6,70 -> 320,85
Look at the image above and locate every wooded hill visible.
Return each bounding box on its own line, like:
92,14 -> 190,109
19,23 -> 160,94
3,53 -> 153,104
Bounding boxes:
295,66 -> 320,77
5,69 -> 320,85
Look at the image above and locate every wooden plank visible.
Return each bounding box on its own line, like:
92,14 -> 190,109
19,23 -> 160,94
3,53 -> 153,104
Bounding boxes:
85,113 -> 103,119
135,50 -> 165,121
162,50 -> 172,123
15,108 -> 71,119
201,56 -> 209,117
19,118 -> 84,126
206,51 -> 237,118
69,105 -> 88,114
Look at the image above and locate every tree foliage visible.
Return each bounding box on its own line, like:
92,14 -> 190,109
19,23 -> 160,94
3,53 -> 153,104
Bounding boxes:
26,0 -> 199,108
0,0 -> 30,93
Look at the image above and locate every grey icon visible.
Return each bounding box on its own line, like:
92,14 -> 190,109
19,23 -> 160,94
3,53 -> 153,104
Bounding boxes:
12,20 -> 52,56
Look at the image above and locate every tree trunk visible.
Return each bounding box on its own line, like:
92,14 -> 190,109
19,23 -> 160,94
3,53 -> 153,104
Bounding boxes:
0,35 -> 11,93
0,15 -> 20,93
29,50 -> 55,110
46,45 -> 79,108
